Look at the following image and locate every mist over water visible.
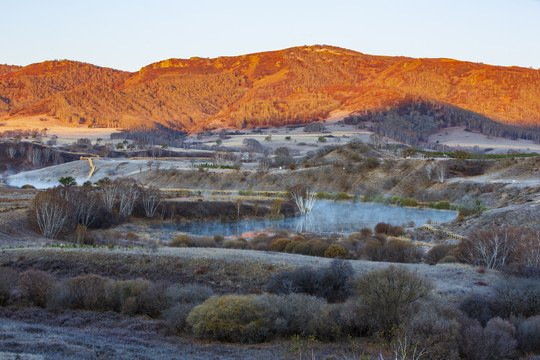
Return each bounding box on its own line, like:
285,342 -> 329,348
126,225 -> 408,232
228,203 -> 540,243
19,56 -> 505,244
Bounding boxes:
162,201 -> 457,237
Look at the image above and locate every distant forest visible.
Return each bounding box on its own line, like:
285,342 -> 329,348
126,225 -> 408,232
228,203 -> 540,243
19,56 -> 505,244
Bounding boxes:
110,124 -> 187,147
344,98 -> 540,145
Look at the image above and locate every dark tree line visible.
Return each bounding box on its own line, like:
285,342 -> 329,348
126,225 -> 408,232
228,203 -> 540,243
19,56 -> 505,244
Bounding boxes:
345,98 -> 540,145
110,124 -> 187,147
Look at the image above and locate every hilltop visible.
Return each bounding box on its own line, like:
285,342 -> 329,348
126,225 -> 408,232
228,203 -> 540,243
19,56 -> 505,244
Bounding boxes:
1,45 -> 540,134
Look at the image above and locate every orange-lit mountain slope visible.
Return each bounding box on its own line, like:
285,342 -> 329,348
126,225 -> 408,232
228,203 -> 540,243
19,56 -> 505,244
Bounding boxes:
1,46 -> 539,132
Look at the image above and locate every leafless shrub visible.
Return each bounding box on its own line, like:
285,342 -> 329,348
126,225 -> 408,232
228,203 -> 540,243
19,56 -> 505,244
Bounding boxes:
514,315 -> 540,353
7,146 -> 17,158
65,186 -> 101,228
116,178 -> 140,217
33,187 -> 71,239
18,269 -> 55,307
287,184 -> 316,215
459,227 -> 535,269
354,265 -> 432,337
257,158 -> 271,173
97,178 -> 119,213
64,274 -> 107,311
141,186 -> 162,218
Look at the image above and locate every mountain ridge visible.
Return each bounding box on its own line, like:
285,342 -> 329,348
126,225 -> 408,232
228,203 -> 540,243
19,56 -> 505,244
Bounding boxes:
1,45 -> 539,133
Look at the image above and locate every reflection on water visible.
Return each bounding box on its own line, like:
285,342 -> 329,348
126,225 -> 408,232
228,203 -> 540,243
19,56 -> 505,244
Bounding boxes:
159,201 -> 457,238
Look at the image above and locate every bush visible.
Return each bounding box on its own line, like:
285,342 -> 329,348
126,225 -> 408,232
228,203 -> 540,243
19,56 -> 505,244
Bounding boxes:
18,269 -> 55,307
163,302 -> 198,333
353,265 -> 432,337
429,201 -> 451,210
269,238 -> 291,252
170,234 -> 194,247
307,240 -> 328,257
425,244 -> 457,264
133,282 -> 169,318
401,197 -> 419,207
104,278 -> 150,313
163,283 -> 214,333
494,277 -> 540,318
265,259 -> 354,302
222,240 -> 246,249
334,192 -> 349,200
255,293 -> 341,341
64,274 -> 107,311
382,239 -> 424,263
514,315 -> 540,353
187,295 -> 270,343
459,317 -> 517,360
362,237 -> 423,263
374,222 -> 390,234
165,283 -> 214,307
407,302 -> 462,360
194,237 -> 217,248
374,222 -> 405,236
0,267 -> 18,306
459,294 -> 501,326
365,157 -> 379,169
324,244 -> 347,258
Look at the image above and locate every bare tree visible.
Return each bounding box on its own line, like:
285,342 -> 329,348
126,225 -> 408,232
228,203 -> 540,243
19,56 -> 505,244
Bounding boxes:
33,188 -> 71,239
369,133 -> 384,149
257,158 -> 271,174
459,227 -> 520,269
42,148 -> 52,163
146,160 -> 154,170
97,179 -> 119,213
117,179 -> 140,217
7,147 -> 16,158
212,151 -> 235,167
423,161 -> 435,180
52,151 -> 62,165
435,161 -> 447,183
287,184 -> 316,215
29,149 -> 42,167
65,187 -> 100,228
141,186 -> 162,218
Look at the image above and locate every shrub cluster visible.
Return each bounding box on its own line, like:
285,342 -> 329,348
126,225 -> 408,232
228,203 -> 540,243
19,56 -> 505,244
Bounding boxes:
186,293 -> 340,343
265,259 -> 354,302
2,264 -> 540,359
374,222 -> 405,237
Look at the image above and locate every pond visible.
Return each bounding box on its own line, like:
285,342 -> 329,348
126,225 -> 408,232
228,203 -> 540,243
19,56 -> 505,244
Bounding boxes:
159,200 -> 457,238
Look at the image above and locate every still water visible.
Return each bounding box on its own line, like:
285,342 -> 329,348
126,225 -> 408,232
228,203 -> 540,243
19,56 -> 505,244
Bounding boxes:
160,201 -> 457,238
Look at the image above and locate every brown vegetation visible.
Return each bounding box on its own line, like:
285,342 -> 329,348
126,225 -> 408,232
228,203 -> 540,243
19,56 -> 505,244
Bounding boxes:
2,46 -> 540,134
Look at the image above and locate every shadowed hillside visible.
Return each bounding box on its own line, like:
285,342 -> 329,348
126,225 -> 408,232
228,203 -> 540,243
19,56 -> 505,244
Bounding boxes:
1,45 -> 540,132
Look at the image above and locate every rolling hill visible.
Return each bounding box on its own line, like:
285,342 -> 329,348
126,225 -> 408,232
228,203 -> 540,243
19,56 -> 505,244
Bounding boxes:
1,45 -> 539,134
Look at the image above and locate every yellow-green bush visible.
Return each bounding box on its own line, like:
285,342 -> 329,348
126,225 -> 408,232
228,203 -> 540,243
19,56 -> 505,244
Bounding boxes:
170,234 -> 194,247
324,244 -> 348,258
269,238 -> 291,252
187,295 -> 270,343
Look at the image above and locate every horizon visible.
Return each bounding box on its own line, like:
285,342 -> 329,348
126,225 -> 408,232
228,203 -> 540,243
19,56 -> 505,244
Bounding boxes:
2,0 -> 540,72
3,44 -> 540,73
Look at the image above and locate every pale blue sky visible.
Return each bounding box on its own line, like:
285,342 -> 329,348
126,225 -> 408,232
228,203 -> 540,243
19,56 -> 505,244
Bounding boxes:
2,0 -> 539,71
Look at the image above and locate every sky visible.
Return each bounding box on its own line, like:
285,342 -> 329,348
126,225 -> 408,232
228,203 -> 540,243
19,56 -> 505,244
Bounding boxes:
2,0 -> 540,72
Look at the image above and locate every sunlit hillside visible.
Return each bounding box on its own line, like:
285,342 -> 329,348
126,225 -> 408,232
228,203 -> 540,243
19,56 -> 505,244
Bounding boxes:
1,45 -> 539,132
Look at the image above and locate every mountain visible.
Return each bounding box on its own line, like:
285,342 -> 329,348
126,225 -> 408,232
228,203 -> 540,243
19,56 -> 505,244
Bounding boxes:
1,45 -> 539,133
